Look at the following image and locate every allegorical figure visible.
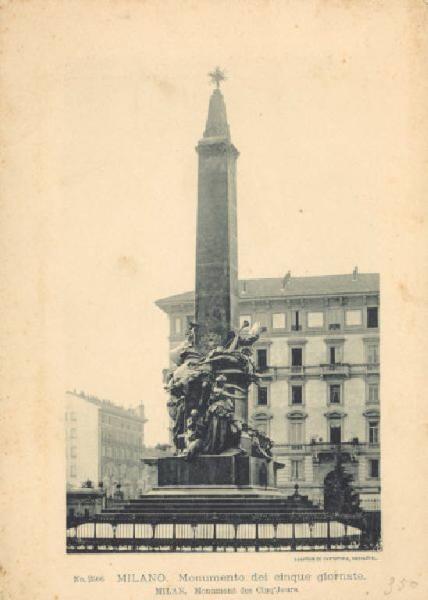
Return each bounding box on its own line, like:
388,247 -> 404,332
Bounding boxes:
203,375 -> 238,454
184,409 -> 206,460
165,316 -> 272,459
167,395 -> 186,453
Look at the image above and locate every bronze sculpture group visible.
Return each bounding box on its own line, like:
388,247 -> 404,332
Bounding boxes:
165,321 -> 273,461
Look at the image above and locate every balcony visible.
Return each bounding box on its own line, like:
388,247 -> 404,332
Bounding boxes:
310,442 -> 361,464
291,325 -> 302,331
366,362 -> 380,374
255,366 -> 275,381
288,365 -> 305,379
328,324 -> 341,331
280,444 -> 305,452
273,442 -> 379,463
320,363 -> 350,378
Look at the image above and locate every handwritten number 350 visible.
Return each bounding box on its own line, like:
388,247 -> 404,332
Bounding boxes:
384,577 -> 418,595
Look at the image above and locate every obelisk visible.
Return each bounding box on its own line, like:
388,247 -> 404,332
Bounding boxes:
195,68 -> 239,353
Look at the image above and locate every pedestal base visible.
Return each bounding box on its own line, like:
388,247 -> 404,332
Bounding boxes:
156,454 -> 275,488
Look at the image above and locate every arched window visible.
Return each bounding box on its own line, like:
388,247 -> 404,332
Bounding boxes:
324,410 -> 346,444
286,410 -> 307,448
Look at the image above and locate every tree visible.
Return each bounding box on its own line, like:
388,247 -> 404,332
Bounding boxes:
324,454 -> 360,514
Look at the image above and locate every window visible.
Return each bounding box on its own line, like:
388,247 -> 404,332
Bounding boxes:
173,317 -> 182,334
368,459 -> 379,478
328,309 -> 341,330
329,384 -> 341,404
307,311 -> 324,328
255,312 -> 269,331
291,348 -> 302,367
368,384 -> 379,404
70,411 -> 76,421
291,460 -> 303,481
291,385 -> 303,405
257,387 -> 268,406
289,422 -> 304,445
329,422 -> 342,443
70,428 -> 77,438
102,445 -> 106,457
272,313 -> 286,329
256,349 -> 268,371
291,311 -> 301,331
367,343 -> 379,364
70,446 -> 77,458
240,315 -> 252,328
369,421 -> 379,444
70,464 -> 77,477
325,342 -> 343,365
367,307 -> 378,328
345,310 -> 362,326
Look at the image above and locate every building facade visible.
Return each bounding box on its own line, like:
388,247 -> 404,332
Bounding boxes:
156,270 -> 380,509
66,486 -> 105,521
65,390 -> 147,499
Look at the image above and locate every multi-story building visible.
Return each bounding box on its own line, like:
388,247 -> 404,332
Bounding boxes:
65,390 -> 147,499
156,268 -> 380,509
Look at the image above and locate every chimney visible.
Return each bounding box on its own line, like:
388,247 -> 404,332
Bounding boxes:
352,266 -> 358,281
136,403 -> 146,421
282,270 -> 291,288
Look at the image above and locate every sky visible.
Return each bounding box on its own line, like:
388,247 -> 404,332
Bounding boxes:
46,1 -> 413,445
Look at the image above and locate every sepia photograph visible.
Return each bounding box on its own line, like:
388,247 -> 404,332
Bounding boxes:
64,67 -> 380,552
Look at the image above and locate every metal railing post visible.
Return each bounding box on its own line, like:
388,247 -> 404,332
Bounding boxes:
291,520 -> 296,551
172,521 -> 176,552
344,522 -> 350,548
326,519 -> 331,550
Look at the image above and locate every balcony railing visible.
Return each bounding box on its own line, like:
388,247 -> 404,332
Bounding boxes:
290,365 -> 304,374
266,363 -> 380,382
256,366 -> 275,380
320,363 -> 350,378
274,442 -> 379,456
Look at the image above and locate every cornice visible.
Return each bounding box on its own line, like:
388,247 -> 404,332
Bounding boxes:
324,410 -> 347,418
363,409 -> 380,418
286,410 -> 308,420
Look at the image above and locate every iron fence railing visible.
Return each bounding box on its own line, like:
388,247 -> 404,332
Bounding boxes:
66,511 -> 381,552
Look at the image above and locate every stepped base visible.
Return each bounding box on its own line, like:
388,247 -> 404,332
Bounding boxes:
157,454 -> 276,488
146,485 -> 283,497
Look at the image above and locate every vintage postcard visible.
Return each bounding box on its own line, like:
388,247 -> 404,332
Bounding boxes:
1,1 -> 427,599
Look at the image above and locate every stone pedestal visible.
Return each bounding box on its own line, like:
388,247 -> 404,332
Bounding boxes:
156,455 -> 275,489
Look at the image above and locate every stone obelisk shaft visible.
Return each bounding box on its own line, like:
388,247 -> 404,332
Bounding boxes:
195,88 -> 239,353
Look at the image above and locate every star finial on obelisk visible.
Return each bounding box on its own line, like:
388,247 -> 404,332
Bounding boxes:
208,67 -> 226,89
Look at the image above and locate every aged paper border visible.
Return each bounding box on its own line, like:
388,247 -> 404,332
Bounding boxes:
1,1 -> 427,599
